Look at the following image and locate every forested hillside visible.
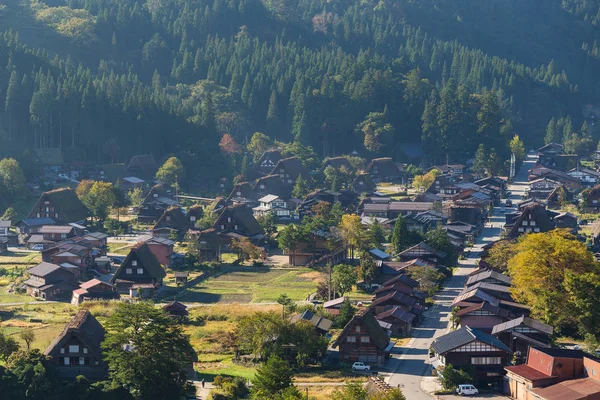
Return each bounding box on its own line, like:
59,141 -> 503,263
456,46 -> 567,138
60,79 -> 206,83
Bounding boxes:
0,0 -> 599,183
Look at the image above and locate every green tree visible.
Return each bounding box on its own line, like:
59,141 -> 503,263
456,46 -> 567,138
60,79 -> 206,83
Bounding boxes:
356,107 -> 394,153
0,331 -> 19,361
248,132 -> 271,162
128,187 -> 144,208
83,181 -> 117,221
391,215 -> 410,254
292,175 -> 309,199
472,144 -> 488,175
278,225 -> 301,266
277,294 -> 295,319
155,157 -> 185,187
1,207 -> 16,221
545,117 -> 561,144
335,299 -> 355,328
425,227 -> 458,266
338,214 -> 365,259
332,382 -> 368,400
332,264 -> 357,296
102,302 -> 193,400
19,329 -> 35,351
0,158 -> 26,199
251,356 -> 294,399
509,134 -> 526,165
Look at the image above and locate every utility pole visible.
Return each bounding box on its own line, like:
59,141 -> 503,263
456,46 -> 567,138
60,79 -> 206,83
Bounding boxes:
328,262 -> 332,301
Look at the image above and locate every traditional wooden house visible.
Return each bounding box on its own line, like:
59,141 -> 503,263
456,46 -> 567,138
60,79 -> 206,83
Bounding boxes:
375,307 -> 415,337
352,174 -> 377,194
370,291 -> 422,315
140,236 -> 174,266
506,202 -> 555,240
163,301 -> 189,319
99,163 -> 128,184
174,271 -> 189,285
136,184 -> 178,223
195,228 -> 221,262
228,182 -> 259,203
365,158 -> 402,183
431,326 -> 512,384
362,202 -> 432,219
39,225 -> 78,242
120,176 -> 146,193
110,244 -> 165,298
297,190 -> 358,218
323,297 -> 346,316
252,150 -> 282,178
185,204 -> 204,231
434,164 -> 466,177
27,188 -> 89,224
213,204 -> 265,244
545,185 -> 573,209
290,310 -> 333,336
270,157 -> 308,186
405,211 -> 447,233
319,157 -> 354,174
254,174 -> 292,199
466,270 -> 511,288
492,317 -> 553,364
373,274 -> 421,297
0,220 -> 17,246
456,302 -> 515,332
24,262 -> 77,300
289,233 -> 346,266
553,212 -> 578,231
527,178 -> 563,198
568,167 -> 600,186
127,154 -> 158,179
538,143 -> 565,166
397,242 -> 447,263
15,217 -> 57,234
152,206 -> 189,238
71,279 -> 118,305
44,310 -> 107,379
332,310 -> 392,366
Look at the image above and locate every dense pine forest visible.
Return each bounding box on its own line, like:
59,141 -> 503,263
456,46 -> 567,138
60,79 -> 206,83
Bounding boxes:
1,0 -> 600,183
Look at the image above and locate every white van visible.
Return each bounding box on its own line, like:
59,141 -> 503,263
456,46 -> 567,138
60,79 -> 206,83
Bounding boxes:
456,384 -> 479,396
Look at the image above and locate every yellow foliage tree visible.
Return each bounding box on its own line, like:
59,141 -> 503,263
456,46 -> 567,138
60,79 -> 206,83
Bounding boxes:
412,168 -> 441,191
507,230 -> 596,327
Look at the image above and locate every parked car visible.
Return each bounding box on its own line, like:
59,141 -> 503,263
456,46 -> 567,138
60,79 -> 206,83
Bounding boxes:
456,384 -> 479,395
351,362 -> 371,371
110,256 -> 124,265
31,244 -> 44,251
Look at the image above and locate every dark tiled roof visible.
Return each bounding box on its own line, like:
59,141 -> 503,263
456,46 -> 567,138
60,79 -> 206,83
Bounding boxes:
507,202 -> 555,239
44,310 -> 105,361
456,302 -> 514,319
153,206 -> 189,231
492,316 -> 553,335
352,174 -> 377,192
100,163 -> 128,183
431,326 -> 512,355
398,241 -> 447,259
381,273 -> 419,288
19,217 -> 57,227
290,310 -> 333,332
366,157 -> 401,178
375,307 -> 415,323
127,154 -> 158,171
227,182 -> 259,201
371,291 -> 418,308
215,204 -> 264,237
253,174 -> 292,199
28,262 -> 64,277
196,228 -> 220,250
332,310 -> 389,350
466,270 -> 512,287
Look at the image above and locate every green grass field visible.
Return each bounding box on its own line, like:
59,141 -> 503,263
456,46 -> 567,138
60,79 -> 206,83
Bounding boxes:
178,268 -> 322,303
0,251 -> 41,266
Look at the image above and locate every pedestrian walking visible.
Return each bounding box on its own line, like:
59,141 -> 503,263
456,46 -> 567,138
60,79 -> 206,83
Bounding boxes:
201,378 -> 205,388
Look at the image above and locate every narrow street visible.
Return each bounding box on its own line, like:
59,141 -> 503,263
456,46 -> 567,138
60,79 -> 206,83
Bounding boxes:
384,155 -> 535,399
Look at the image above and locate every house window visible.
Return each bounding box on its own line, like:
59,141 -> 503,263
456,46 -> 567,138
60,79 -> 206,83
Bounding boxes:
126,268 -> 132,274
61,234 -> 67,239
260,184 -> 265,189
60,348 -> 65,354
83,348 -> 88,354
36,213 -> 40,218
288,179 -> 292,184
45,207 -> 49,212
166,216 -> 171,222
228,217 -> 231,222
220,225 -> 225,230
355,326 -> 361,333
64,357 -> 70,365
190,216 -> 196,222
132,260 -> 137,266
69,345 -> 79,353
44,201 -> 50,205
522,221 -> 528,226
234,225 -> 238,230
471,357 -> 502,365
237,191 -> 241,197
153,193 -> 158,198
530,221 -> 536,226
346,336 -> 356,343
137,268 -> 143,274
360,337 -> 370,343
79,357 -> 85,365
55,213 -> 59,218
594,200 -> 598,204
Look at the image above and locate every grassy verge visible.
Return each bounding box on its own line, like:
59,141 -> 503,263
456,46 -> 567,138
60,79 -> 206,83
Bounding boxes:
0,251 -> 41,265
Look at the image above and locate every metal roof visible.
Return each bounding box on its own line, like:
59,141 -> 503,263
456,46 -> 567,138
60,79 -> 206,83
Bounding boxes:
491,316 -> 553,336
431,326 -> 512,355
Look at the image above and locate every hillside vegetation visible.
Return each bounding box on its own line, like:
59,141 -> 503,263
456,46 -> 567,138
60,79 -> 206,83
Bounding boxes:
0,0 -> 599,184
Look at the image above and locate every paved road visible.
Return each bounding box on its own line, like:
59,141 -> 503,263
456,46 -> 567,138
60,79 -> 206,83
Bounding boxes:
385,155 -> 535,399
